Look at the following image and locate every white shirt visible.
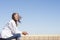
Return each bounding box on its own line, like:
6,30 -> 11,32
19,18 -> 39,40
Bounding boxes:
0,19 -> 21,38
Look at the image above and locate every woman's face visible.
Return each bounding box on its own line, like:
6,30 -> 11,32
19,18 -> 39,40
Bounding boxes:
14,14 -> 19,21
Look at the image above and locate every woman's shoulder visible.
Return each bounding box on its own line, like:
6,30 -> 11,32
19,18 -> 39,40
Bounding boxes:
9,19 -> 15,23
8,19 -> 16,27
7,19 -> 15,25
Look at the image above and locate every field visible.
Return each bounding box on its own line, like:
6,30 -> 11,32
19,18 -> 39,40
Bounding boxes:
20,35 -> 60,40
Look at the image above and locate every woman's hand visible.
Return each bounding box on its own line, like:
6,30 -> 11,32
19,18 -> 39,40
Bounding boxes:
22,31 -> 28,35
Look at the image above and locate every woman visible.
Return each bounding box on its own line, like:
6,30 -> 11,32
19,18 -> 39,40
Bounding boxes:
0,13 -> 28,40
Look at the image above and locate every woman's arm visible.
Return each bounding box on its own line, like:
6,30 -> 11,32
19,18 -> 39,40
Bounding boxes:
8,21 -> 28,35
8,22 -> 18,34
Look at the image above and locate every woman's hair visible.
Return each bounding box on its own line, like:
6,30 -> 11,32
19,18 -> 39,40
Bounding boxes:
12,13 -> 21,26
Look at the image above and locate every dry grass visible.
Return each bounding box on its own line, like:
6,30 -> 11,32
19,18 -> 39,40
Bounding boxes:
20,35 -> 60,40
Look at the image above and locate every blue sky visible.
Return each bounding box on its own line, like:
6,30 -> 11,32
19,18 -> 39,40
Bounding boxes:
0,0 -> 60,35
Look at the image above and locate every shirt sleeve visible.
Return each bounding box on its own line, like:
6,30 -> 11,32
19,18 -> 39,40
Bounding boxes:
8,22 -> 22,34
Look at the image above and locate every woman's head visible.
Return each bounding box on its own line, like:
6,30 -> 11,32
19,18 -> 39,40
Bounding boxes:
12,13 -> 21,25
